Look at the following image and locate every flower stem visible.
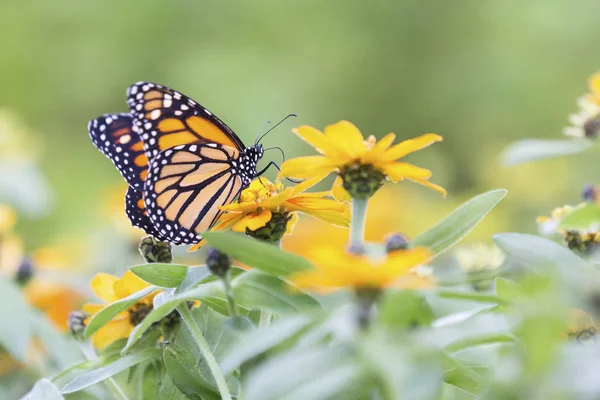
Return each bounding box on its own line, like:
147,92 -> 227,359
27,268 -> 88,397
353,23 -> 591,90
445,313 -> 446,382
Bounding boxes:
77,342 -> 129,400
221,274 -> 238,317
350,198 -> 368,248
177,305 -> 232,400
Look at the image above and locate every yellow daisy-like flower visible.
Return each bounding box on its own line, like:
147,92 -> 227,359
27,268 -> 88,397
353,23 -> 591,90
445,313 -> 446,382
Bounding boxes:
564,72 -> 600,139
278,120 -> 445,200
189,176 -> 349,250
83,271 -> 157,349
536,203 -> 585,237
291,245 -> 432,293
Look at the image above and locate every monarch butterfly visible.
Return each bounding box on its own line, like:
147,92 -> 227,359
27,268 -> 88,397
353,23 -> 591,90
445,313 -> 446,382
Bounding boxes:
89,82 -> 275,245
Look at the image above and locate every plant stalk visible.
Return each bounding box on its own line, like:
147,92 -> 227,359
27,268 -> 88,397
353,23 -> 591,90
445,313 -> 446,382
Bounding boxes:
77,342 -> 130,400
221,274 -> 238,317
350,198 -> 368,248
177,304 -> 232,400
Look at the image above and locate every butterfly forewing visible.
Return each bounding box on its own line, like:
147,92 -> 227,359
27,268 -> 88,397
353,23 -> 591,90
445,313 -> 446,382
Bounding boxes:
126,82 -> 245,161
88,113 -> 148,190
144,143 -> 244,244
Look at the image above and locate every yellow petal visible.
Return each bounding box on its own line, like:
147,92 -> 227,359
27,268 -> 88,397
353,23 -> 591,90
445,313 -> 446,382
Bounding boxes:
380,162 -> 432,182
407,178 -> 447,197
82,303 -> 105,315
113,271 -> 151,299
361,133 -> 396,163
89,273 -> 119,303
380,133 -> 443,162
289,174 -> 328,198
232,209 -> 272,232
278,156 -> 339,179
292,126 -> 340,157
323,120 -> 366,159
331,176 -> 351,203
285,213 -> 300,235
589,72 -> 600,97
91,318 -> 133,349
284,197 -> 350,227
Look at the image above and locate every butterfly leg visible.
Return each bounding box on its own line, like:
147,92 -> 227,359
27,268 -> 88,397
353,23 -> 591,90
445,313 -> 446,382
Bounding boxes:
256,161 -> 302,184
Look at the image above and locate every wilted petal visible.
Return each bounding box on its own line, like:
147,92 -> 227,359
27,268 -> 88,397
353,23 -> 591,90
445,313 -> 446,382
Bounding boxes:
407,178 -> 447,197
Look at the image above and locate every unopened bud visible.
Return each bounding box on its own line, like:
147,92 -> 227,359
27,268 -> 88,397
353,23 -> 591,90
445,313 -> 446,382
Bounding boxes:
384,233 -> 410,252
582,184 -> 598,202
206,247 -> 231,277
68,310 -> 87,339
139,236 -> 172,263
15,258 -> 34,286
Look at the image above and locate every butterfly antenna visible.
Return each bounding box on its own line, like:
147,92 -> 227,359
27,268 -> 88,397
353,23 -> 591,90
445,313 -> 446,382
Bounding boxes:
256,113 -> 297,144
254,120 -> 271,145
264,146 -> 286,163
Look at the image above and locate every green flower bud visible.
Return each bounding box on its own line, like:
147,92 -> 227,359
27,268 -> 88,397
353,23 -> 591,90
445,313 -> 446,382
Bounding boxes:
139,235 -> 172,264
338,163 -> 385,200
584,114 -> 600,139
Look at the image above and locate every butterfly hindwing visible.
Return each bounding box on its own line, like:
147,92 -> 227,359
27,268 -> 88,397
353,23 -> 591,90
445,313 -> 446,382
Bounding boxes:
88,113 -> 148,191
126,82 -> 245,160
125,186 -> 167,241
144,143 -> 244,244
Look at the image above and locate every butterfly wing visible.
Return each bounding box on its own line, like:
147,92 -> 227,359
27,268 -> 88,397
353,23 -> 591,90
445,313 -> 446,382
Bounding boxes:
125,186 -> 168,241
88,113 -> 148,191
144,143 -> 244,244
126,82 -> 245,161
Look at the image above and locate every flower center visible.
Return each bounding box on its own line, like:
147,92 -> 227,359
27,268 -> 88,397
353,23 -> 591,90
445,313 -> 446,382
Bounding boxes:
128,302 -> 153,326
338,162 -> 385,200
245,211 -> 292,244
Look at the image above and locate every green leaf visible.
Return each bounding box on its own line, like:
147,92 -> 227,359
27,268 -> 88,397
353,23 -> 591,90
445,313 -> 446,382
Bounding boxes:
158,375 -> 188,400
436,290 -> 505,305
130,263 -> 189,288
495,277 -> 519,304
559,203 -> 600,229
501,139 -> 593,166
243,347 -> 365,400
202,231 -> 312,276
220,315 -> 312,375
232,271 -> 320,313
23,379 -> 64,400
413,189 -> 507,258
60,348 -> 162,394
493,233 -> 600,286
444,333 -> 516,353
377,290 -> 434,329
163,343 -> 220,400
122,282 -> 224,352
176,265 -> 212,292
84,286 -> 157,339
0,276 -> 32,362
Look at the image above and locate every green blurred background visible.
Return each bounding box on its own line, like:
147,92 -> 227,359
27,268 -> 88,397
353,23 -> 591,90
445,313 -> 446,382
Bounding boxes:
2,0 -> 600,252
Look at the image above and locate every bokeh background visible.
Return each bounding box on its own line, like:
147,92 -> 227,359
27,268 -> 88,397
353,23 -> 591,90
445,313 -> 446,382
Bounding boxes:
2,0 -> 600,396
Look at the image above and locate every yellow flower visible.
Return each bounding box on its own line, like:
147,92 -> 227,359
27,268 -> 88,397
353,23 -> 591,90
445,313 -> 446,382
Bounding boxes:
83,271 -> 157,349
454,243 -> 505,273
189,176 -> 349,250
278,120 -> 446,199
536,203 -> 585,237
566,309 -> 597,345
24,281 -> 84,332
291,244 -> 432,292
564,73 -> 600,139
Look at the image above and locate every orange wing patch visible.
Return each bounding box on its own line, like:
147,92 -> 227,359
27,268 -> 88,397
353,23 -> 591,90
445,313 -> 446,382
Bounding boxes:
186,116 -> 239,148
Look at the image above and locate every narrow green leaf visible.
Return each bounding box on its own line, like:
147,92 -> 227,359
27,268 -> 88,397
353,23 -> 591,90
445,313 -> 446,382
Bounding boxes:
202,231 -> 312,276
61,348 -> 162,394
84,286 -> 157,339
23,379 -> 64,400
501,139 -> 593,166
493,233 -> 600,285
163,343 -> 220,400
444,333 -> 516,353
220,315 -> 312,375
130,263 -> 189,288
413,189 -> 507,258
122,282 -> 224,353
495,277 -> 519,303
436,290 -> 505,305
0,276 -> 32,362
559,203 -> 600,230
158,375 -> 188,400
232,271 -> 320,313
